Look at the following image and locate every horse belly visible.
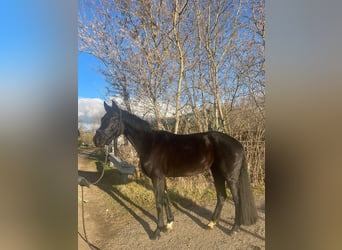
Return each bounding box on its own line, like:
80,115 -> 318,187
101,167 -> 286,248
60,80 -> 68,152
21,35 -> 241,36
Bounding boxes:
166,155 -> 213,177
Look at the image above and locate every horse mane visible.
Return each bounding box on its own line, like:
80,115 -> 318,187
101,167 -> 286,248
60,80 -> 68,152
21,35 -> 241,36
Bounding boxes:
121,109 -> 152,132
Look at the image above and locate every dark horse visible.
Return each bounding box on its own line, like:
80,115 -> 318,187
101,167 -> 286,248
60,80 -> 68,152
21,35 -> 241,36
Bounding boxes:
93,101 -> 257,239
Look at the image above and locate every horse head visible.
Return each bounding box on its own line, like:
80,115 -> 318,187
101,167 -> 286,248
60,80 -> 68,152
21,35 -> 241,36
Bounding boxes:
93,100 -> 124,147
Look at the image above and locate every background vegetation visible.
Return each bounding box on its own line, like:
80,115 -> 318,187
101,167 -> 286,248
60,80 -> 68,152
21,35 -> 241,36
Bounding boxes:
78,0 -> 265,186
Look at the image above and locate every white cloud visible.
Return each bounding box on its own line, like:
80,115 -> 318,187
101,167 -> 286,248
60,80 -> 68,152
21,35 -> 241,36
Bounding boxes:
78,97 -> 105,132
78,96 -> 191,132
111,96 -> 177,119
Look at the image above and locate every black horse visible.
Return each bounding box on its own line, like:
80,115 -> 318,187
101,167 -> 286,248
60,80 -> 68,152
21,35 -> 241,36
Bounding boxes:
93,101 -> 257,239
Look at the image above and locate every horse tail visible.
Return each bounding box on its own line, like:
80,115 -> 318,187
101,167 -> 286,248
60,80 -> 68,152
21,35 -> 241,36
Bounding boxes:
238,155 -> 258,225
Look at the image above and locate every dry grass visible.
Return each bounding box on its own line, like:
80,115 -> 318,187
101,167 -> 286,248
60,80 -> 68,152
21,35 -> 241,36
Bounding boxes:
114,180 -> 156,209
78,131 -> 95,147
101,174 -> 217,208
167,175 -> 218,205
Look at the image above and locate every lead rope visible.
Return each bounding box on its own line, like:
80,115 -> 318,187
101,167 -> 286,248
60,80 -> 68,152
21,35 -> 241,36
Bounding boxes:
79,147 -> 108,250
91,146 -> 108,185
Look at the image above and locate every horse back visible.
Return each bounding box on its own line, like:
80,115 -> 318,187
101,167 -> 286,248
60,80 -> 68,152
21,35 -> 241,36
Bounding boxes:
142,131 -> 243,178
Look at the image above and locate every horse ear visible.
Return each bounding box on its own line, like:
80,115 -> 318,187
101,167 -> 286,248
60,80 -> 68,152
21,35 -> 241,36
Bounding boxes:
111,100 -> 120,111
104,101 -> 111,112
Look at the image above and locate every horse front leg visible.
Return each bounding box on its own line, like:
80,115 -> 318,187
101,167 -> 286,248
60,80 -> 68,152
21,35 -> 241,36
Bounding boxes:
151,177 -> 166,240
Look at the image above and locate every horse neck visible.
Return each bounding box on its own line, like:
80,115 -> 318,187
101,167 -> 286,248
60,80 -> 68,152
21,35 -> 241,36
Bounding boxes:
122,118 -> 153,158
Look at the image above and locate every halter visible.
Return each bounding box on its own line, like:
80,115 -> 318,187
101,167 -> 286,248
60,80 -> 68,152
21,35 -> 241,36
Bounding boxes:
118,108 -> 124,135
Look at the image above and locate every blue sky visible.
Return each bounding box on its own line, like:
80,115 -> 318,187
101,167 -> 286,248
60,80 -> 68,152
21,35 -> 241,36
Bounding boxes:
78,53 -> 108,131
78,53 -> 107,100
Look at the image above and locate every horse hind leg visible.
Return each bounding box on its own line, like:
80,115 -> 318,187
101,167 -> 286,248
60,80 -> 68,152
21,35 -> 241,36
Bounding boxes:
151,177 -> 166,240
227,179 -> 241,234
208,167 -> 227,229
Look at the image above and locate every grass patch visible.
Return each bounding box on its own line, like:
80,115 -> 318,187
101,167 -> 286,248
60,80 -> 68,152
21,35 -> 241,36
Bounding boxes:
167,175 -> 217,205
113,181 -> 155,209
252,184 -> 265,196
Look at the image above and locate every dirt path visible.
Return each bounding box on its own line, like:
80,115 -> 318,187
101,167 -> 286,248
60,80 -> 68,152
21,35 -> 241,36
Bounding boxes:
78,149 -> 265,250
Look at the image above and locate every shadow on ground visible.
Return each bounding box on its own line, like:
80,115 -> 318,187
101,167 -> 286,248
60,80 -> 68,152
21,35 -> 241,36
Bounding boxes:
78,149 -> 265,241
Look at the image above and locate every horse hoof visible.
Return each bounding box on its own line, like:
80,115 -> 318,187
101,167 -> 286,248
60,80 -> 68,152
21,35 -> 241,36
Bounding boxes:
151,233 -> 160,240
151,229 -> 161,240
207,221 -> 216,229
228,230 -> 238,236
166,221 -> 174,231
228,226 -> 240,235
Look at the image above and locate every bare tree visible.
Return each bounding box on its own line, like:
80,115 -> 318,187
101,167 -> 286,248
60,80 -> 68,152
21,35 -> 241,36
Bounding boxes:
168,0 -> 189,133
79,0 -> 133,111
193,0 -> 243,133
79,0 -> 265,184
